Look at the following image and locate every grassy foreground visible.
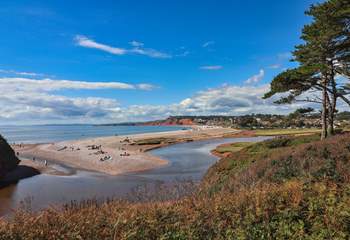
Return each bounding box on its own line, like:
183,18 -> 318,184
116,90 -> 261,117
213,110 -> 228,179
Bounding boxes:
253,128 -> 321,136
2,133 -> 350,239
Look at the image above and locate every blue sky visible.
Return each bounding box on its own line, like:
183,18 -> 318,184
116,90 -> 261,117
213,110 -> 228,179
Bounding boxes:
0,0 -> 324,124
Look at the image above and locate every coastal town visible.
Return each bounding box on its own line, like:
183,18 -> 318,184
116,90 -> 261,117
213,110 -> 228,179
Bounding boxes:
108,109 -> 350,130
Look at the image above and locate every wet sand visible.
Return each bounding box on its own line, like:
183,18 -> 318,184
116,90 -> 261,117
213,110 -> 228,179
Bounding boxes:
13,127 -> 240,176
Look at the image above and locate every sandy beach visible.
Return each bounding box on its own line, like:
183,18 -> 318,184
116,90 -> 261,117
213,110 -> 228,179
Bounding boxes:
13,127 -> 240,176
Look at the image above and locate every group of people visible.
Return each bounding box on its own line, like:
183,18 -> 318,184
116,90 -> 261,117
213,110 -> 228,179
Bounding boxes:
69,146 -> 80,151
120,137 -> 132,143
93,149 -> 106,155
15,147 -> 48,167
100,155 -> 113,161
87,144 -> 102,150
31,157 -> 48,166
120,152 -> 130,157
57,145 -> 80,151
13,142 -> 24,148
86,144 -> 113,162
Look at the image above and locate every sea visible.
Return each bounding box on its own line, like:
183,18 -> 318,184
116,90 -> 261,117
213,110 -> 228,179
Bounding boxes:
0,125 -> 188,144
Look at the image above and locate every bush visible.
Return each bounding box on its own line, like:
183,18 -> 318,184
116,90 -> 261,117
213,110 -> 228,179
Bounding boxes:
203,133 -> 350,194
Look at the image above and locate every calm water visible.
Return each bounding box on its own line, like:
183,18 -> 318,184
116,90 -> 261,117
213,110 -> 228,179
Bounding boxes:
0,125 -> 188,144
0,136 -> 270,216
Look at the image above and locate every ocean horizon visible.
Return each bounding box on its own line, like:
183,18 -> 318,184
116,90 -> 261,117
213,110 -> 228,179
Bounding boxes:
0,124 -> 188,144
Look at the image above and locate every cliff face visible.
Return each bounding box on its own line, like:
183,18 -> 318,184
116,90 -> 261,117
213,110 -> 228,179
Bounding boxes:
0,135 -> 20,177
142,117 -> 195,126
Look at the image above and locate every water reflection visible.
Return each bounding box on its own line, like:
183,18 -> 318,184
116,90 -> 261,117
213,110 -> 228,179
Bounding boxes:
0,185 -> 16,214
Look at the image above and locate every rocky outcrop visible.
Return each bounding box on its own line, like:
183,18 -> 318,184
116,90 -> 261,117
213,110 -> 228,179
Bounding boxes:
0,134 -> 20,177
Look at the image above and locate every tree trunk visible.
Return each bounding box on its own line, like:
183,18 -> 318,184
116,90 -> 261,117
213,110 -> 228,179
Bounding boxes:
321,77 -> 328,140
327,99 -> 335,136
327,61 -> 338,136
327,78 -> 337,136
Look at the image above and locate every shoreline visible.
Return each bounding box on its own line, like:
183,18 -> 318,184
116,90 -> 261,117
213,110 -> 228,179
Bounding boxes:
12,127 -> 241,176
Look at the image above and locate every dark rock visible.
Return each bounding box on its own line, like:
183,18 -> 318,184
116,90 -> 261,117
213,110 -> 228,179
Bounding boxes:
0,134 -> 20,177
0,166 -> 40,188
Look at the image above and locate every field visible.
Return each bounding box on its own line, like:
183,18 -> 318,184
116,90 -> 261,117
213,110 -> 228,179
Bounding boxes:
253,128 -> 321,136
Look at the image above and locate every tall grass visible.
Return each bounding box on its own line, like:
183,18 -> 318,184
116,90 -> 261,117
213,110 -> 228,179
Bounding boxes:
1,133 -> 350,239
2,180 -> 350,239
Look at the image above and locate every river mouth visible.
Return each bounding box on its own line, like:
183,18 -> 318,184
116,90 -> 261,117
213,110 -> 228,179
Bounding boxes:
0,136 -> 270,217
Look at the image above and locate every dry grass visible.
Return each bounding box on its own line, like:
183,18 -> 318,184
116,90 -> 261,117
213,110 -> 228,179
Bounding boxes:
2,133 -> 350,239
2,180 -> 350,239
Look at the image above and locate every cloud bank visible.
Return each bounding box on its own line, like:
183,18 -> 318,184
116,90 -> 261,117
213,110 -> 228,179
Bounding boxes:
0,77 -> 156,124
0,76 -> 315,125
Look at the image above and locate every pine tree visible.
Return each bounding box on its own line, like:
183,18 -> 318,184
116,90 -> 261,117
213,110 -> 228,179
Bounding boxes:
264,0 -> 350,139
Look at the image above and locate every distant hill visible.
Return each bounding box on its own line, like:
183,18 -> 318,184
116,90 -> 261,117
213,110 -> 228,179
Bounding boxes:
97,117 -> 196,126
98,111 -> 350,129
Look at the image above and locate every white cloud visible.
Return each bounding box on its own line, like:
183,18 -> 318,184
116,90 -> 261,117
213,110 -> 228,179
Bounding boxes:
199,65 -> 223,70
180,98 -> 193,107
0,69 -> 46,77
0,77 -> 155,124
0,91 -> 120,124
75,35 -> 171,59
0,77 -> 155,91
245,69 -> 265,84
202,41 -> 215,48
115,85 -> 313,122
176,51 -> 190,57
129,40 -> 144,47
75,35 -> 127,55
136,83 -> 156,91
129,47 -> 171,59
0,77 -> 325,125
268,64 -> 281,69
277,52 -> 292,60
